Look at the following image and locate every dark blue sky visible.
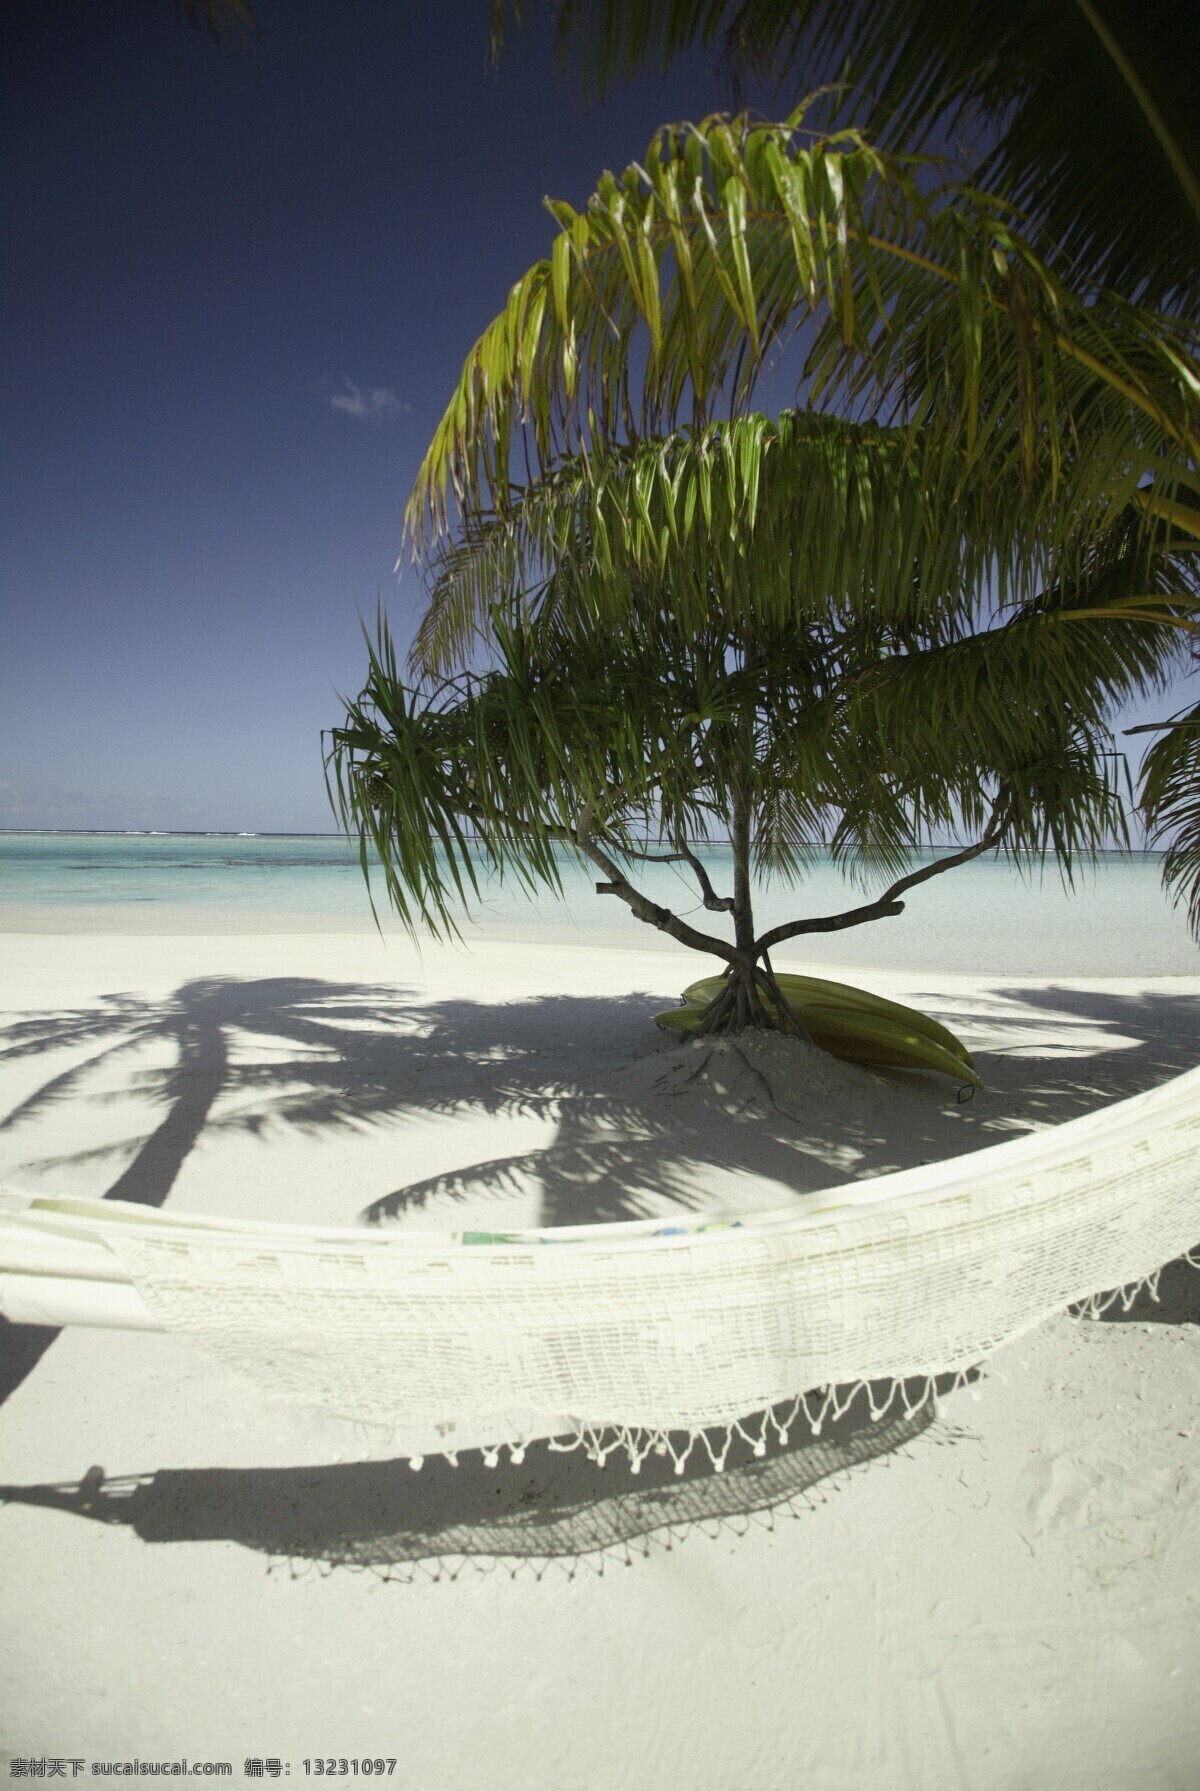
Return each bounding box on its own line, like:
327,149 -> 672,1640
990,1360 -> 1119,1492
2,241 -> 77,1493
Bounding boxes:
1,0 -> 724,831
2,2 -> 1191,833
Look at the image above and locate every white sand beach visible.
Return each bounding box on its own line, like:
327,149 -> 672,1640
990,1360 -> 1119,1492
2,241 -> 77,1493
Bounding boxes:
2,926 -> 1199,1789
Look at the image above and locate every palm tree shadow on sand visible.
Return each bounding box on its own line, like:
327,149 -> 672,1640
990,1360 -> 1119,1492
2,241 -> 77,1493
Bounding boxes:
1,973 -> 435,1398
0,1381 -> 965,1580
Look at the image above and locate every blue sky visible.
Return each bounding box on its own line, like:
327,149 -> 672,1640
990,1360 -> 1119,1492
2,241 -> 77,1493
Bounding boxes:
2,2 -> 1193,834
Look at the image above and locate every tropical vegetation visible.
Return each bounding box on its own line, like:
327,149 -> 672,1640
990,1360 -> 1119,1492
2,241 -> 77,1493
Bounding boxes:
481,2 -> 1200,934
492,0 -> 1198,311
329,405 -> 1192,1035
328,4 -> 1200,968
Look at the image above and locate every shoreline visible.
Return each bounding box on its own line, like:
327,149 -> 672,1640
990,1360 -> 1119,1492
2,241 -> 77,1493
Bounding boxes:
3,831 -> 1198,979
2,897 -> 1198,973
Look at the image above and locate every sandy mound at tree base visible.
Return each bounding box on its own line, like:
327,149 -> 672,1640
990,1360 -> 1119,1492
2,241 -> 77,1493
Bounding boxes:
651,1028 -> 899,1117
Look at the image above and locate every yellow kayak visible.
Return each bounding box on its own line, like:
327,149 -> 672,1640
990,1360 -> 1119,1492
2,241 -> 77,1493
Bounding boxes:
654,998 -> 982,1088
680,972 -> 974,1068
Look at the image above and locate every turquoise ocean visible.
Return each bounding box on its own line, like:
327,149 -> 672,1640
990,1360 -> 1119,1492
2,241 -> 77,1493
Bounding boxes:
0,830 -> 1196,977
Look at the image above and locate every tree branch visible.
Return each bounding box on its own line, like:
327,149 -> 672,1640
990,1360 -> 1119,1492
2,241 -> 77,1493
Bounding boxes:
755,894 -> 908,951
675,835 -> 736,912
755,795 -> 1011,954
610,837 -> 735,911
571,808 -> 740,965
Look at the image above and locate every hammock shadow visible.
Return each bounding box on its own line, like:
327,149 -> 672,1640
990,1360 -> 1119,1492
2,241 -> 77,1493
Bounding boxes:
1074,1254 -> 1200,1327
0,1380 -> 954,1579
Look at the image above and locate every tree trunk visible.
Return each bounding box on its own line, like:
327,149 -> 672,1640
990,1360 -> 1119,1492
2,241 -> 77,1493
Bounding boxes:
697,780 -> 776,1034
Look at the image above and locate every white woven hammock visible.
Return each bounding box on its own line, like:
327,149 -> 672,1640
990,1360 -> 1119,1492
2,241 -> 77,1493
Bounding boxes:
2,1062 -> 1198,1472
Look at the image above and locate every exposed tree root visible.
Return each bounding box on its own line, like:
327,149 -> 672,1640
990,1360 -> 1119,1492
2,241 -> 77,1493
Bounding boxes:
655,1029 -> 877,1122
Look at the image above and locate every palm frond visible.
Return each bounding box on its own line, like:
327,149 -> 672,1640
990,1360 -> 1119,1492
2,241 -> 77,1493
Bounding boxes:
491,1 -> 1200,310
177,0 -> 258,43
413,406 -> 1192,677
404,107 -> 1200,557
1140,696 -> 1200,939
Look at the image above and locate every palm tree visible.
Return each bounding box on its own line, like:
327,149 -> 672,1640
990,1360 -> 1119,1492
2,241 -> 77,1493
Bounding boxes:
333,413 -> 1191,1029
484,9 -> 1200,935
400,104 -> 1200,933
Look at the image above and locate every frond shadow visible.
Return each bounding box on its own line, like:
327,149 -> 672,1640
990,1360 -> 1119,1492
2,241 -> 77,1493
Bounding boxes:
958,981 -> 1200,1131
2,973 -> 1198,1232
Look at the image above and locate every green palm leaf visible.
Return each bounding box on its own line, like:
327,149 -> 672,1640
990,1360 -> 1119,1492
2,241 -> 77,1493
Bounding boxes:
1140,690 -> 1200,938
492,0 -> 1200,311
404,108 -> 1199,560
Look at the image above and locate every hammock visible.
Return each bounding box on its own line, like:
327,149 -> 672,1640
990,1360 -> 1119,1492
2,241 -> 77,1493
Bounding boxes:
2,1063 -> 1198,1473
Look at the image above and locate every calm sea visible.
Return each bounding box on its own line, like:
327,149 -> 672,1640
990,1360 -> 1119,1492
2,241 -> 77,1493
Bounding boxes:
0,830 -> 1196,976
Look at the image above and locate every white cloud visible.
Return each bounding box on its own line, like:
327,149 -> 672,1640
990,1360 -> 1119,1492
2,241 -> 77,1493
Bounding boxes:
329,378 -> 411,423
